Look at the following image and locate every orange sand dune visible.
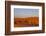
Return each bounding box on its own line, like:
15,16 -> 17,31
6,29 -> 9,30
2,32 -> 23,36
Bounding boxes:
14,17 -> 39,27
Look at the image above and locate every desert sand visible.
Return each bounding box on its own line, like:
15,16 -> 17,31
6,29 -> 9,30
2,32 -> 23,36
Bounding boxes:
14,17 -> 39,27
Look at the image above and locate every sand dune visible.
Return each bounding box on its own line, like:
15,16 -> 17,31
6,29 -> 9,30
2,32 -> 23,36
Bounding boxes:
14,17 -> 39,27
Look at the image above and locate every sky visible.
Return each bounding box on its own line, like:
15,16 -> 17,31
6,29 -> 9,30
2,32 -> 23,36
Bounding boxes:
14,8 -> 39,18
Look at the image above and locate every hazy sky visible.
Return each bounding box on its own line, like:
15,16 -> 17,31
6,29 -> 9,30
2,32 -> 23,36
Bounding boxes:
14,8 -> 39,18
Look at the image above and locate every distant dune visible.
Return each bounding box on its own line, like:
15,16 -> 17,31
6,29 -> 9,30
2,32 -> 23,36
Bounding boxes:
14,17 -> 39,27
